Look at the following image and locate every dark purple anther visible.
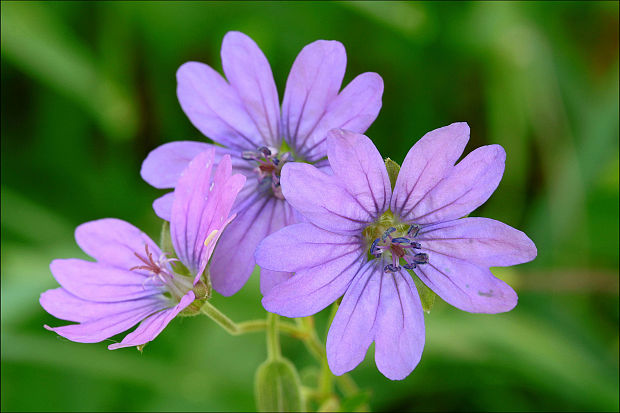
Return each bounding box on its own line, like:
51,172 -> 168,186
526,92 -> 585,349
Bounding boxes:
382,227 -> 396,241
258,146 -> 272,157
370,238 -> 380,256
368,223 -> 428,273
413,253 -> 429,264
384,263 -> 401,273
407,224 -> 420,238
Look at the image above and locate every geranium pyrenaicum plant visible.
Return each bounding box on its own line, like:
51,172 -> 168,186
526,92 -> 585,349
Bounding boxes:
40,150 -> 245,349
255,123 -> 537,380
140,31 -> 383,297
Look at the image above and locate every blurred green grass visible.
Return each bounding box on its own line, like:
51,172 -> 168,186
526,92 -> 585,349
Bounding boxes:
1,1 -> 618,411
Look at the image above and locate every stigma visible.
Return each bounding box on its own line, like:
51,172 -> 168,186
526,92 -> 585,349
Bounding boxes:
370,225 -> 429,273
130,244 -> 193,299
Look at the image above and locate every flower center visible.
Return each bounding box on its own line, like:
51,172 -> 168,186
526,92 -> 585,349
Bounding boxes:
242,146 -> 293,200
363,211 -> 429,273
130,244 -> 194,300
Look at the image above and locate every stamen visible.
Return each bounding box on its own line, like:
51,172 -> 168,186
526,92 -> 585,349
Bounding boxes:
407,224 -> 420,238
381,227 -> 396,241
258,146 -> 271,157
367,222 -> 429,273
370,238 -> 381,256
413,253 -> 429,265
243,146 -> 293,200
384,264 -> 401,273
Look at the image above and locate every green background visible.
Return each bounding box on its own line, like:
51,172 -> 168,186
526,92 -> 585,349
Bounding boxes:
1,1 -> 618,411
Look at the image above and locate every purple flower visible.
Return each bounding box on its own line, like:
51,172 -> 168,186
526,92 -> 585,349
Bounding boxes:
40,150 -> 245,349
255,123 -> 537,380
140,31 -> 383,296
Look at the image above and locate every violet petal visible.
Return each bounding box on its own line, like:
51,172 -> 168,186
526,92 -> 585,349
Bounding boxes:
40,288 -> 168,323
153,192 -> 174,221
140,141 -> 213,189
391,122 -> 470,220
282,40 -> 346,153
418,217 -> 537,268
326,129 -> 391,219
302,72 -> 384,161
108,291 -> 195,350
374,271 -> 425,380
414,253 -> 517,313
210,195 -> 293,296
170,150 -> 245,278
44,300 -> 165,343
221,31 -> 280,147
402,145 -> 506,225
255,223 -> 361,273
176,61 -> 264,151
50,259 -> 163,302
326,262 -> 380,376
261,238 -> 366,318
259,268 -> 292,296
75,218 -> 162,270
280,162 -> 372,234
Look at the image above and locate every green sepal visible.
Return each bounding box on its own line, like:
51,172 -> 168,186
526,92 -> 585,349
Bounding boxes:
409,269 -> 437,314
255,357 -> 305,412
384,157 -> 401,190
159,220 -> 191,277
178,297 -> 207,317
159,220 -> 175,256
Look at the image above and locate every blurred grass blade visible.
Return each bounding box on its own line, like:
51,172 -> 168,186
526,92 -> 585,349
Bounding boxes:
342,1 -> 426,37
1,185 -> 73,246
1,2 -> 137,140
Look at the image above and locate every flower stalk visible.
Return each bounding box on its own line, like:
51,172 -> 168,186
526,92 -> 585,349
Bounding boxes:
266,312 -> 281,360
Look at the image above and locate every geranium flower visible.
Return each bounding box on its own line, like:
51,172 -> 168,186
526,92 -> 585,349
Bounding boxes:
40,149 -> 245,349
140,31 -> 383,296
255,123 -> 537,379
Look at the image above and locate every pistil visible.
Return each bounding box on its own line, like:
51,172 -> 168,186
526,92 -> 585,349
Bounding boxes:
130,245 -> 194,300
369,225 -> 429,273
242,146 -> 292,199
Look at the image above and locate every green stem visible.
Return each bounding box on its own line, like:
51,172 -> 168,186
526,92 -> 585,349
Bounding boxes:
200,301 -> 240,335
296,318 -> 325,360
202,301 -> 364,403
266,312 -> 281,360
236,320 -> 268,334
200,302 -> 309,338
296,317 -> 333,399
